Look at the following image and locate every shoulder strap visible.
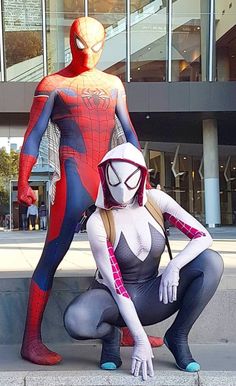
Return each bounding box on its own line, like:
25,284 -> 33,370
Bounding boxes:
100,197 -> 172,260
145,196 -> 173,260
145,198 -> 164,231
99,208 -> 116,246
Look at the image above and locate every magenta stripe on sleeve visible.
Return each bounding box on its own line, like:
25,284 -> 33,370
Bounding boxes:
106,240 -> 130,298
164,213 -> 206,239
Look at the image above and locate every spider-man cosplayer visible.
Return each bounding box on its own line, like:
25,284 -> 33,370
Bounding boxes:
18,16 -> 161,366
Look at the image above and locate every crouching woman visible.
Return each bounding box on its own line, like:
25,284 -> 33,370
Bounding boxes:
64,143 -> 223,380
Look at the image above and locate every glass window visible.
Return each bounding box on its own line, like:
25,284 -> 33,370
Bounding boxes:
216,2 -> 236,81
0,137 -> 23,230
3,0 -> 43,82
131,1 -> 167,82
171,0 -> 201,81
219,156 -> 236,225
46,0 -> 84,74
0,52 -> 2,81
89,0 -> 126,81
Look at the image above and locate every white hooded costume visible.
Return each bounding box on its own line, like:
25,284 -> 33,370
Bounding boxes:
64,143 -> 223,380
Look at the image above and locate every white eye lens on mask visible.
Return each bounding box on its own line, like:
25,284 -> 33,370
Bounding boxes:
92,41 -> 103,53
125,168 -> 141,189
107,163 -> 120,187
76,38 -> 85,50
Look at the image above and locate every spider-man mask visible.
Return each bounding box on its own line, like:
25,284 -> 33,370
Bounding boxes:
70,17 -> 105,72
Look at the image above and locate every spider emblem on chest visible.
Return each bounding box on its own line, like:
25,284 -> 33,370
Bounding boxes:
81,88 -> 110,110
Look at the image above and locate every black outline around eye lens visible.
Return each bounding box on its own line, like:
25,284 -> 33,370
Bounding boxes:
125,168 -> 141,190
75,36 -> 87,50
92,41 -> 103,53
106,163 -> 121,187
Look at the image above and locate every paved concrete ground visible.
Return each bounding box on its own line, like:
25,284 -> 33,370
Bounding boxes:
0,342 -> 236,385
0,226 -> 235,277
0,227 -> 236,385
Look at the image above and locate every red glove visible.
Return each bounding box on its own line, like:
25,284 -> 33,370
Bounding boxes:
18,153 -> 37,206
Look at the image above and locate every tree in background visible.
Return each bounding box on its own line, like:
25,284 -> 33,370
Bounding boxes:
0,148 -> 19,216
5,31 -> 42,68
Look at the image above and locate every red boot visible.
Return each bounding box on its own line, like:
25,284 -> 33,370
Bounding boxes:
21,280 -> 62,365
120,327 -> 164,348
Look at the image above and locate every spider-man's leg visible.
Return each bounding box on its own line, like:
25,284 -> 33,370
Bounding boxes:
21,157 -> 95,365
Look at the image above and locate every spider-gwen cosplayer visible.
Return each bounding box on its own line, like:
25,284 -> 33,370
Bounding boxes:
64,143 -> 224,381
18,17 -> 142,365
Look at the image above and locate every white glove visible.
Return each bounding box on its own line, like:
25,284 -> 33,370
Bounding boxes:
131,334 -> 154,381
159,260 -> 180,304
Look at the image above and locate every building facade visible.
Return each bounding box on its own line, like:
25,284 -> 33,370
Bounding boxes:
0,0 -> 236,226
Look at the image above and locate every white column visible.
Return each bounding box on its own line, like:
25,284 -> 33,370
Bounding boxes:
203,119 -> 221,227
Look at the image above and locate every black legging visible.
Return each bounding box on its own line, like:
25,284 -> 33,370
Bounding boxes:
29,214 -> 36,229
64,249 -> 223,368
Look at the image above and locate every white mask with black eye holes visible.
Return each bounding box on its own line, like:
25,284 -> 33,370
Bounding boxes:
106,160 -> 142,205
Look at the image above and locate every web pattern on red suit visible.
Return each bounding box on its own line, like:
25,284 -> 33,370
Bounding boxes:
164,213 -> 206,239
106,240 -> 130,298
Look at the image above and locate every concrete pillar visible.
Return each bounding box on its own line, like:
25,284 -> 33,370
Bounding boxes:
203,119 -> 221,227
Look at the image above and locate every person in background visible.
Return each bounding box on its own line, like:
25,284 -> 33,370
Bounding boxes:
39,201 -> 48,231
27,203 -> 38,230
20,203 -> 28,231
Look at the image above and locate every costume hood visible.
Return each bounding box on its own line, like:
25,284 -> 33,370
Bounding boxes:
96,143 -> 148,209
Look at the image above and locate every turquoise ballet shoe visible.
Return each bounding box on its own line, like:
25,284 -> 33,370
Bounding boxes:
101,362 -> 117,370
164,336 -> 200,373
185,362 -> 200,372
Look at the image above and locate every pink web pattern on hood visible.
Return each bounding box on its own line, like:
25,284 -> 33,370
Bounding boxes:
107,240 -> 130,298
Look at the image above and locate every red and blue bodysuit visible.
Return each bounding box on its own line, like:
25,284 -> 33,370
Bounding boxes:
17,17 -> 140,365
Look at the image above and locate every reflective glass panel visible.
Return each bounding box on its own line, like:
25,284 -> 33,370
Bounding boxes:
46,0 -> 84,74
131,0 -> 167,82
89,0 -> 126,81
0,137 -> 22,230
0,51 -> 2,81
216,2 -> 236,81
219,155 -> 236,224
3,0 -> 43,81
171,0 -> 201,81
